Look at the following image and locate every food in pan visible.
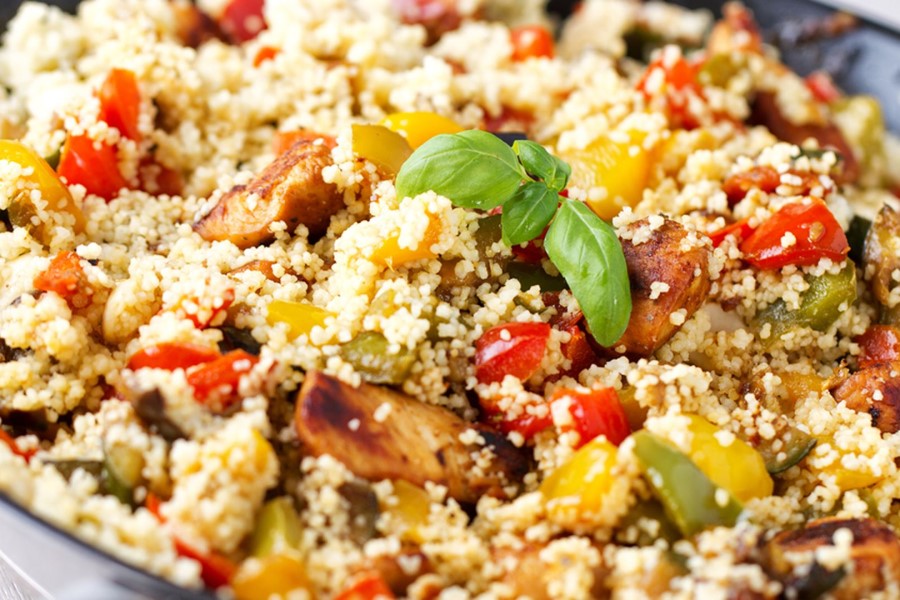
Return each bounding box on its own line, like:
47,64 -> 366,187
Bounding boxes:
1,0 -> 900,597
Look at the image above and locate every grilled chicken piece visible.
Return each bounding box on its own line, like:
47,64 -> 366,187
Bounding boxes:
864,203 -> 900,313
294,371 -> 531,503
612,219 -> 711,357
762,518 -> 900,599
751,92 -> 859,184
193,137 -> 342,248
831,363 -> 900,433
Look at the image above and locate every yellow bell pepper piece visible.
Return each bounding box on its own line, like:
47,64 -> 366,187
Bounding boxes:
813,438 -> 884,491
370,213 -> 442,268
231,552 -> 314,600
351,124 -> 413,176
381,479 -> 431,543
540,437 -> 618,523
266,300 -> 334,339
685,415 -> 773,503
558,131 -> 653,221
381,111 -> 464,149
0,139 -> 86,235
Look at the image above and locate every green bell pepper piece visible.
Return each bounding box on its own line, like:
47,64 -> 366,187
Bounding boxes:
632,430 -> 742,537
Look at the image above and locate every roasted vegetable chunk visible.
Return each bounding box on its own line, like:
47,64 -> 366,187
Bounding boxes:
613,219 -> 711,356
751,91 -> 859,184
831,363 -> 900,434
194,138 -> 342,247
294,371 -> 530,503
864,203 -> 900,318
762,518 -> 900,599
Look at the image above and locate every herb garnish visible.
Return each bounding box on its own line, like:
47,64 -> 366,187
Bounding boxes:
395,131 -> 632,347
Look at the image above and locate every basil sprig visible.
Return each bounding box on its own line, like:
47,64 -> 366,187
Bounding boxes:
395,131 -> 632,347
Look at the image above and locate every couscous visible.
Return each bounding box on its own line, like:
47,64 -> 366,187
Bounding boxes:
1,0 -> 900,598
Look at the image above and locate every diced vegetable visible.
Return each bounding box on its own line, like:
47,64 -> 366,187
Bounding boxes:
220,0 -> 266,43
173,537 -> 238,589
380,112 -> 463,149
708,219 -> 754,248
173,288 -> 235,329
232,553 -> 313,600
558,130 -> 652,220
684,415 -> 773,502
757,425 -> 816,475
740,200 -> 849,270
218,326 -> 263,356
381,479 -> 430,543
615,387 -> 649,432
58,134 -> 130,202
475,322 -> 550,385
391,0 -> 461,44
805,71 -> 842,104
370,213 -> 442,268
507,262 -> 567,292
722,165 -> 780,205
556,323 -> 599,379
0,140 -> 86,239
856,325 -> 900,369
863,204 -> 900,314
540,437 -> 618,524
33,250 -> 94,310
831,95 -> 885,180
755,264 -> 857,340
340,331 -> 416,385
128,342 -> 219,371
615,500 -> 680,546
98,68 -> 142,142
636,47 -> 704,130
549,387 -> 630,448
248,497 -> 303,558
103,440 -> 144,506
186,349 -> 259,409
845,215 -> 871,264
509,25 -> 554,61
266,299 -> 334,339
0,430 -> 35,462
335,570 -> 396,600
352,124 -> 413,176
632,430 -> 742,537
252,45 -> 279,67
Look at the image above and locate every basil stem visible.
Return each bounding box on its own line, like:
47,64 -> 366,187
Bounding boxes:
512,140 -> 570,192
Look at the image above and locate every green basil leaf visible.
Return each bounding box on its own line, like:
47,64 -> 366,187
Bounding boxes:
395,130 -> 525,209
545,199 -> 631,346
501,182 -> 558,247
512,140 -> 571,192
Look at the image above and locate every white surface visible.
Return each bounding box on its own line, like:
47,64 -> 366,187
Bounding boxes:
817,0 -> 900,30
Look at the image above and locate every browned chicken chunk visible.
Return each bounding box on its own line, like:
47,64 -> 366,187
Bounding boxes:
612,219 -> 711,357
193,137 -> 343,248
831,363 -> 900,433
294,371 -> 531,503
762,518 -> 900,599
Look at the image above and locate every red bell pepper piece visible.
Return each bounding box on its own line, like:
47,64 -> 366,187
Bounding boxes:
550,387 -> 630,448
174,288 -> 235,329
335,570 -> 396,600
722,165 -> 781,205
98,68 -> 142,143
253,45 -> 279,67
708,219 -> 755,248
220,0 -> 266,43
475,322 -> 551,385
558,324 -> 599,378
636,48 -> 705,130
186,350 -> 259,408
0,430 -> 35,462
510,25 -> 555,61
740,200 -> 849,269
127,342 -> 221,371
805,71 -> 842,104
856,325 -> 900,370
34,251 -> 94,310
58,135 -> 130,202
